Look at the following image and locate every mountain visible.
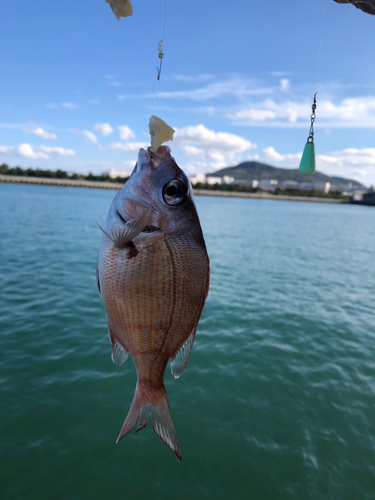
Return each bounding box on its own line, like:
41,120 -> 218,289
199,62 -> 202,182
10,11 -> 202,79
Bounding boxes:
207,161 -> 365,189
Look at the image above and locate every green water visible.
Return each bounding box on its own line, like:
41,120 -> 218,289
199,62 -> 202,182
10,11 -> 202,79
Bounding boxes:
1,183 -> 375,499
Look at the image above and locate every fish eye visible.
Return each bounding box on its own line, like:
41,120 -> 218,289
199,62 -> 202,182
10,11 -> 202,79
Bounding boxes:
162,179 -> 186,206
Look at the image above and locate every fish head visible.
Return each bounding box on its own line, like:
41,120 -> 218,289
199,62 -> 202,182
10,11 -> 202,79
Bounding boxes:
117,146 -> 199,236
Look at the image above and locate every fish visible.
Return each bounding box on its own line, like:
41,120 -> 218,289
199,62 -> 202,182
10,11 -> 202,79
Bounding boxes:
96,146 -> 210,461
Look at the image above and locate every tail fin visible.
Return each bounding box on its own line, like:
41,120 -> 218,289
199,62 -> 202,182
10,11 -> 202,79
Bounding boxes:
116,384 -> 182,461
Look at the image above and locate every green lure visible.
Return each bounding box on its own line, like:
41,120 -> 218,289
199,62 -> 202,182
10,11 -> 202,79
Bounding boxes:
299,140 -> 316,176
299,93 -> 317,177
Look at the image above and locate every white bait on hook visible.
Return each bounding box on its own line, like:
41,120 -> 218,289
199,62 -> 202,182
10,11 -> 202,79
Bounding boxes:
106,0 -> 133,20
149,115 -> 175,153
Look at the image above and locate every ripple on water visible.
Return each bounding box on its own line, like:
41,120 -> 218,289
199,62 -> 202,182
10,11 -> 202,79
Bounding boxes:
1,186 -> 375,499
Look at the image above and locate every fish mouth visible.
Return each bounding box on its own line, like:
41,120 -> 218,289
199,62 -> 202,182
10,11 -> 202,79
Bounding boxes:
141,225 -> 160,234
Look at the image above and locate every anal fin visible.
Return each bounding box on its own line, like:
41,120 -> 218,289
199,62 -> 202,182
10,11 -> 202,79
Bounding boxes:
170,329 -> 195,380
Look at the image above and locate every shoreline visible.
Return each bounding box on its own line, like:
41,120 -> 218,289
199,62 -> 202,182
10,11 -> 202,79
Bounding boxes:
0,174 -> 349,204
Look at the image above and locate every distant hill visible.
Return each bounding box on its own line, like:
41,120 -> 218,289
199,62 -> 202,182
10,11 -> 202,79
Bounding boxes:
208,161 -> 365,189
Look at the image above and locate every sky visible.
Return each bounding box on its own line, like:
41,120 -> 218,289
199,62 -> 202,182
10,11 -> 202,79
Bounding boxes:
1,0 -> 375,186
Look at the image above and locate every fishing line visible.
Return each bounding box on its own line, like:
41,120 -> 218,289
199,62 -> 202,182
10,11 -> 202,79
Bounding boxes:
299,0 -> 327,177
154,0 -> 167,114
315,0 -> 327,93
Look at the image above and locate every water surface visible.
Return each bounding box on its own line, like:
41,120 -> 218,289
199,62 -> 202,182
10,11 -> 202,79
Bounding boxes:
1,184 -> 375,499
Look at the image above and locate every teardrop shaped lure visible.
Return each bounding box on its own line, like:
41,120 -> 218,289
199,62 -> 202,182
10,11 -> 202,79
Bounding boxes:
299,93 -> 317,177
299,140 -> 316,176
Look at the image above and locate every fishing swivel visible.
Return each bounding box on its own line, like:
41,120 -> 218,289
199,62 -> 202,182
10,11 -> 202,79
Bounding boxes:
307,92 -> 317,143
156,40 -> 164,81
299,93 -> 318,177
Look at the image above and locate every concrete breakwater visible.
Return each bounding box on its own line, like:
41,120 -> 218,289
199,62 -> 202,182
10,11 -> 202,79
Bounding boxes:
193,189 -> 348,203
0,175 -> 348,204
0,174 -> 124,190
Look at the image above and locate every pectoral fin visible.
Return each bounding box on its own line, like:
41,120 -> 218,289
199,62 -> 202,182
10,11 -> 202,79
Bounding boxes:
96,196 -> 153,252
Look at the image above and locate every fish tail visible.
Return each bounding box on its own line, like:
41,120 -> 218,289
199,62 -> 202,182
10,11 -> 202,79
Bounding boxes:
116,383 -> 181,461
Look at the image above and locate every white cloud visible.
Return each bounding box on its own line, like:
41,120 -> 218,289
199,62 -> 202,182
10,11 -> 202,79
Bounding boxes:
118,77 -> 273,101
180,161 -> 210,176
174,124 -> 256,170
317,148 -> 375,185
23,127 -> 57,140
71,129 -> 98,144
179,145 -> 204,159
38,146 -> 76,157
0,123 -> 27,129
94,123 -> 114,137
105,125 -> 255,172
67,159 -> 135,175
169,74 -> 214,83
0,143 -> 75,159
280,79 -> 290,91
117,125 -> 136,140
270,71 -> 293,77
263,146 -> 302,164
62,102 -> 77,109
46,102 -> 78,110
82,131 -> 97,143
228,99 -> 307,124
246,154 -> 260,161
237,110 -> 276,121
228,95 -> 375,127
105,142 -> 149,153
105,75 -> 121,86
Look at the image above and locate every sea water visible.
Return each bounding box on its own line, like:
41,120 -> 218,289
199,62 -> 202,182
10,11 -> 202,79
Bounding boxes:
1,183 -> 375,499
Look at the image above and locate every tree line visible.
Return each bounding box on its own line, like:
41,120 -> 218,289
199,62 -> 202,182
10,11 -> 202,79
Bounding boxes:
0,163 -> 129,184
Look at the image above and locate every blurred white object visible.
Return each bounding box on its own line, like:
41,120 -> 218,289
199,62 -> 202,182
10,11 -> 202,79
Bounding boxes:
106,0 -> 133,20
148,115 -> 175,153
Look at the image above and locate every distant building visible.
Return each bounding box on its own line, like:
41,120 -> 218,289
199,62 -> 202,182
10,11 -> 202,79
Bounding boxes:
222,175 -> 235,184
352,190 -> 368,201
313,182 -> 331,193
189,173 -> 206,185
107,167 -> 131,179
281,180 -> 300,189
329,184 -> 345,192
297,182 -> 331,193
230,179 -> 258,187
206,176 -> 222,185
258,179 -> 278,191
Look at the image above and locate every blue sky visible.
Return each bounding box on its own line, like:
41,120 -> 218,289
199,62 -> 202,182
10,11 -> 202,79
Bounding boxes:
1,0 -> 375,185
